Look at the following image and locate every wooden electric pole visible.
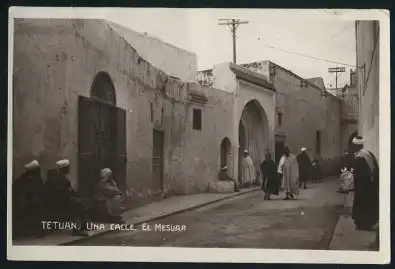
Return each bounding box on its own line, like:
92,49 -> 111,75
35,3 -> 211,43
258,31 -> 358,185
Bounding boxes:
328,66 -> 346,90
218,19 -> 249,64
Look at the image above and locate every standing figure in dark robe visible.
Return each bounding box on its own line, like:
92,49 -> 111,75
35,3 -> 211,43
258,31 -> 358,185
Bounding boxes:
297,147 -> 312,189
341,151 -> 354,172
94,168 -> 125,223
351,136 -> 379,231
12,160 -> 45,239
218,166 -> 240,192
44,159 -> 89,236
260,153 -> 279,200
311,158 -> 323,183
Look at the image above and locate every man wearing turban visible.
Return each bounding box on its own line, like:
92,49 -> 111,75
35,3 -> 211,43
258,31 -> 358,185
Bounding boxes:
351,136 -> 379,231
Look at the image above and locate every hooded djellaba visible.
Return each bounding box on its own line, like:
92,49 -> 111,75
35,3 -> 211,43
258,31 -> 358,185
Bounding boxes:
351,136 -> 379,231
297,147 -> 312,189
279,146 -> 300,200
242,150 -> 256,187
260,152 -> 280,200
94,168 -> 125,224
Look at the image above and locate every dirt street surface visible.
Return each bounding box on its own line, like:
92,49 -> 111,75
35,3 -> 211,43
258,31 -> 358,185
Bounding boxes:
76,179 -> 344,249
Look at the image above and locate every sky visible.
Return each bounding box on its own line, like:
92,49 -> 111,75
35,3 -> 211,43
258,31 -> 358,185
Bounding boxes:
101,9 -> 356,88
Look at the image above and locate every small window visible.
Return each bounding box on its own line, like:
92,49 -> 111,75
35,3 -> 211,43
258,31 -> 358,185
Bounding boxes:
150,103 -> 154,122
316,130 -> 321,155
161,108 -> 164,124
277,112 -> 283,127
193,108 -> 202,131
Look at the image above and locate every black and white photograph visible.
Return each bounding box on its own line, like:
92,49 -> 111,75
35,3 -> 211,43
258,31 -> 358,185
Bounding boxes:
7,8 -> 390,264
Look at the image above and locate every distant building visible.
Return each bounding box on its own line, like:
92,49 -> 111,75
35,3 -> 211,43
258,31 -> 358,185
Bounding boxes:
197,63 -> 276,180
199,60 -> 343,175
243,61 -> 342,174
355,20 -> 379,159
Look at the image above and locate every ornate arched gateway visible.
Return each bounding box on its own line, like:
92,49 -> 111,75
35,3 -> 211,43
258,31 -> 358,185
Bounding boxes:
78,72 -> 126,196
238,100 -> 270,182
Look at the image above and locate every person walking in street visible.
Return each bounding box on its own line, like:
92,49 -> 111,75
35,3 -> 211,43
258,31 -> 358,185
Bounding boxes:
13,160 -> 45,239
341,150 -> 354,172
44,159 -> 89,236
351,136 -> 379,231
218,166 -> 240,192
280,146 -> 300,200
94,168 -> 125,223
297,147 -> 312,189
242,150 -> 255,187
311,158 -> 323,183
260,153 -> 279,200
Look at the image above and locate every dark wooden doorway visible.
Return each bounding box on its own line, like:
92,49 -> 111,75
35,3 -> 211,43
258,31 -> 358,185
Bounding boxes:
78,96 -> 126,197
152,129 -> 164,194
220,137 -> 231,168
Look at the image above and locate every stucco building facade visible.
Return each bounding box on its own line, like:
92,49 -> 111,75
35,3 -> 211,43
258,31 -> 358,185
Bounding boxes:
355,20 -> 380,159
236,61 -> 343,175
106,21 -> 198,82
12,19 -> 275,204
197,63 -> 276,180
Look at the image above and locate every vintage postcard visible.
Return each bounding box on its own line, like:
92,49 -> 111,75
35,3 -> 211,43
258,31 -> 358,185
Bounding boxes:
7,7 -> 390,264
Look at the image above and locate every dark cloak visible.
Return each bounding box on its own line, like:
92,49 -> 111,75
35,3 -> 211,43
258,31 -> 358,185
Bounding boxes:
352,150 -> 379,229
260,159 -> 280,195
297,152 -> 312,183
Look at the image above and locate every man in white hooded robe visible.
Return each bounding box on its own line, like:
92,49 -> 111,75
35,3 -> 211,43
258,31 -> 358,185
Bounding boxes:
242,150 -> 255,187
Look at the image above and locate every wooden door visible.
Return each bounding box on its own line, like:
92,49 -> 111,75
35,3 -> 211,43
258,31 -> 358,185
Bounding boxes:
152,129 -> 164,194
78,96 -> 95,197
78,96 -> 127,196
115,107 -> 127,191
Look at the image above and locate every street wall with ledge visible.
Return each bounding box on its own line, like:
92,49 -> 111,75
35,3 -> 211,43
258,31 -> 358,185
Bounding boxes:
12,19 -> 233,205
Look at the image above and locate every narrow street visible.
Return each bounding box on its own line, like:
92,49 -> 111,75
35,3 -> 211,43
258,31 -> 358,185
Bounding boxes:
76,178 -> 345,249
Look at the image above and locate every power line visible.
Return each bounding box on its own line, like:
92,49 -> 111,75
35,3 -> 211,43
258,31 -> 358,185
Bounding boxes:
219,19 -> 249,64
256,38 -> 357,68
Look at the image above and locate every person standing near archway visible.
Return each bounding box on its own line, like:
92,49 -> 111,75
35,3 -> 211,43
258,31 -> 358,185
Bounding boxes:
260,153 -> 279,200
280,146 -> 300,200
242,150 -> 255,187
297,147 -> 312,189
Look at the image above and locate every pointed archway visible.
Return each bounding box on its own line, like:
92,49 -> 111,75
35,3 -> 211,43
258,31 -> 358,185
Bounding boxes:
238,99 -> 270,183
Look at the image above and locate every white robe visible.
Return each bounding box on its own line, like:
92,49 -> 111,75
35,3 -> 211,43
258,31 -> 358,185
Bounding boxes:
278,155 -> 285,174
242,155 -> 255,184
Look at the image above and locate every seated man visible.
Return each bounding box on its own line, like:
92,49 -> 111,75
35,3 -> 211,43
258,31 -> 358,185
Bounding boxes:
94,168 -> 125,224
44,159 -> 89,236
218,166 -> 240,192
13,160 -> 45,239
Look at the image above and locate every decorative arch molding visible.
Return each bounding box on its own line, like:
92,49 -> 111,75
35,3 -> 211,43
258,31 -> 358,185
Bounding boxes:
237,98 -> 270,181
90,71 -> 117,105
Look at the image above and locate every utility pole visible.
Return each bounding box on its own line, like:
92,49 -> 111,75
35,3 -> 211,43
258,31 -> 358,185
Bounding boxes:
328,66 -> 346,91
218,18 -> 249,64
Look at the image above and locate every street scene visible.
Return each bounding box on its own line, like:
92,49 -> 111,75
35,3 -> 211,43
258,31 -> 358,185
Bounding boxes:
77,179 -> 346,249
9,9 -> 384,261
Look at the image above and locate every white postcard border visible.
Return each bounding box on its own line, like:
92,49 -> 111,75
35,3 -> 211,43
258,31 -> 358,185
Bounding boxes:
7,7 -> 391,264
